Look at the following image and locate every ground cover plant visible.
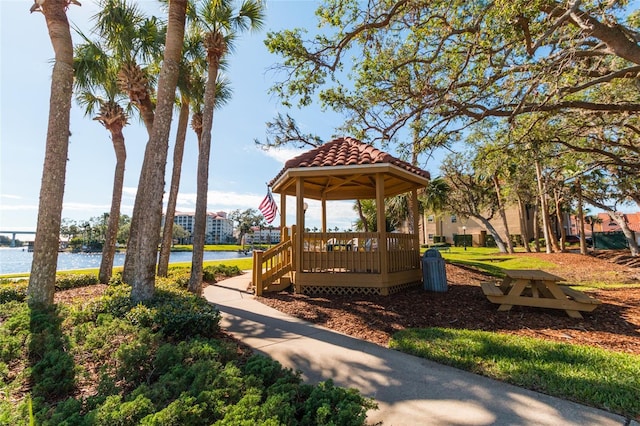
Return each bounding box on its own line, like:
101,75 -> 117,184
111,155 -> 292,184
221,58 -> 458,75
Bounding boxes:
0,268 -> 375,425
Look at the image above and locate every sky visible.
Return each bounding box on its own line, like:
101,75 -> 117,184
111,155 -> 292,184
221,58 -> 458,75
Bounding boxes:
1,0 -> 404,235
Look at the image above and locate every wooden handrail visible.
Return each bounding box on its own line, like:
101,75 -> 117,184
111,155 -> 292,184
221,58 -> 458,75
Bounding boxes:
252,235 -> 292,296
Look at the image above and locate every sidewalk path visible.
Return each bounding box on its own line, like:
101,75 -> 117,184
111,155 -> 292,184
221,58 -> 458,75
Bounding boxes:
203,273 -> 635,426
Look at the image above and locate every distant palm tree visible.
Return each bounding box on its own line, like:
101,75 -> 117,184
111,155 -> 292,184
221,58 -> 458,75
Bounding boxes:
187,0 -> 265,295
74,38 -> 131,283
28,0 -> 78,307
420,177 -> 450,240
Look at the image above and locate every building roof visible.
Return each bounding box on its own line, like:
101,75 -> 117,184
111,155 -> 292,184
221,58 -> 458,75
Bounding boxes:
270,137 -> 430,200
597,212 -> 640,232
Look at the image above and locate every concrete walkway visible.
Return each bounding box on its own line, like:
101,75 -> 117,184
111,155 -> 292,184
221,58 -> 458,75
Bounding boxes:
203,273 -> 635,426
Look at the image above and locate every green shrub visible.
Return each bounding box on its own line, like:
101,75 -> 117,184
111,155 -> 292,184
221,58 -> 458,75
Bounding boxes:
203,264 -> 241,279
56,273 -> 99,290
88,285 -> 134,319
299,380 -> 376,425
125,304 -> 157,329
115,328 -> 159,386
1,279 -> 375,426
242,355 -> 301,389
0,280 -> 27,303
150,290 -> 220,339
28,307 -> 76,401
45,397 -> 86,426
166,270 -> 191,289
0,301 -> 30,363
90,394 -> 155,426
140,394 -> 206,425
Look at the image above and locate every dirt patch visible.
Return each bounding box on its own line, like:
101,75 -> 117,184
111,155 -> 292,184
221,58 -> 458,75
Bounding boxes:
257,251 -> 640,355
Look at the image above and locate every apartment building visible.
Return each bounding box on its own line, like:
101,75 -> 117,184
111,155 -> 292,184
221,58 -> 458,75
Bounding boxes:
243,226 -> 281,245
420,205 -> 572,247
172,211 -> 234,244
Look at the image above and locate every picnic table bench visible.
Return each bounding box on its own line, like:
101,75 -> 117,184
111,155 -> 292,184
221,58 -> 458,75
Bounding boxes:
481,269 -> 601,319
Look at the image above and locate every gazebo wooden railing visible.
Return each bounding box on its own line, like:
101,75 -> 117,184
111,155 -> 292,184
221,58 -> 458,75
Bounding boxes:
253,229 -> 293,296
253,226 -> 422,296
301,232 -> 418,273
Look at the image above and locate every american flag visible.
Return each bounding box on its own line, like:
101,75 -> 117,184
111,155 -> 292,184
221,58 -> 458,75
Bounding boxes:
259,189 -> 278,224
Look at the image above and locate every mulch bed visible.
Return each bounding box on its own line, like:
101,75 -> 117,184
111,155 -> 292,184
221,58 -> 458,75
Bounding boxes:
257,252 -> 640,355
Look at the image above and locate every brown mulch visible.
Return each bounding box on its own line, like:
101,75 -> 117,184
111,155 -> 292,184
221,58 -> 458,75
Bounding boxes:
257,251 -> 640,356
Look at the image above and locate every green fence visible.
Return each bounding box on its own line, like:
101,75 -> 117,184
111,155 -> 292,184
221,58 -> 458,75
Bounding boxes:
593,231 -> 631,250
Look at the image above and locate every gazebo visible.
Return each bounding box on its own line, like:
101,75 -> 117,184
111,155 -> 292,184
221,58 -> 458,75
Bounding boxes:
252,137 -> 430,296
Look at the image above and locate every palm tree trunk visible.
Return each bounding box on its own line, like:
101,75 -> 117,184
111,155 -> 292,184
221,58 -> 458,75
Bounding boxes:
127,0 -> 187,302
355,200 -> 369,232
189,51 -> 221,295
158,99 -> 190,277
28,0 -> 74,307
99,131 -> 126,283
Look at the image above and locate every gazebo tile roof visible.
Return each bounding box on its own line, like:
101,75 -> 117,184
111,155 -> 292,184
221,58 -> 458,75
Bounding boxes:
271,136 -> 429,186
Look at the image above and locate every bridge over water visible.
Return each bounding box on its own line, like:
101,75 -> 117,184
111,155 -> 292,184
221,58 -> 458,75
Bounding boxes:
0,230 -> 36,247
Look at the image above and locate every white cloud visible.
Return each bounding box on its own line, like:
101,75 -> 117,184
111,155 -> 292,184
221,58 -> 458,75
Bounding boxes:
0,194 -> 23,200
0,204 -> 37,211
258,146 -> 305,164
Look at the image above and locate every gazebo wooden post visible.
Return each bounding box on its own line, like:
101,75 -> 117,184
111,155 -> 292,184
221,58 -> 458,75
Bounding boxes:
321,197 -> 327,232
295,177 -> 305,292
321,196 -> 327,251
412,188 -> 420,254
376,173 -> 389,294
280,193 -> 286,241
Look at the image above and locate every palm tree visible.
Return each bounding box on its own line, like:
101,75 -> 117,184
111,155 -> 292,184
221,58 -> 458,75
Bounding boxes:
27,0 -> 78,307
74,39 -> 131,283
420,177 -> 450,243
89,0 -> 166,285
157,33 -> 207,277
187,0 -> 265,295
127,0 -> 188,302
93,0 -> 165,133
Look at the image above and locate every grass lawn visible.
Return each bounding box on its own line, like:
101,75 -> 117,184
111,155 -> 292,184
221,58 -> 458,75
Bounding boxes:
390,328 -> 640,419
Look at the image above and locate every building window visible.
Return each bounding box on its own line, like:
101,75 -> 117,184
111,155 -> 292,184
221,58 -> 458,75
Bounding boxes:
427,233 -> 434,241
451,215 -> 457,223
427,215 -> 434,223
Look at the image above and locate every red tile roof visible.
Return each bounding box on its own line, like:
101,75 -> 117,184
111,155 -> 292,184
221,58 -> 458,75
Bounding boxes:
270,137 -> 429,185
596,212 -> 640,232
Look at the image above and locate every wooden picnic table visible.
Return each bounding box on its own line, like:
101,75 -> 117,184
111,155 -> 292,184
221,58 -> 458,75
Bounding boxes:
481,269 -> 601,319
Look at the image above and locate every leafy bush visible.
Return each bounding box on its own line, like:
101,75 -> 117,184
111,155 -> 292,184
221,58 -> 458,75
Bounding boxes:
1,277 -> 374,426
152,296 -> 220,339
91,394 -> 155,426
28,306 -> 76,400
0,280 -> 27,303
204,264 -> 241,279
56,273 -> 99,290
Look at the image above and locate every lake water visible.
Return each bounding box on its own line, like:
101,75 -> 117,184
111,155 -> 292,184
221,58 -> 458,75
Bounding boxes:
0,247 -> 250,275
